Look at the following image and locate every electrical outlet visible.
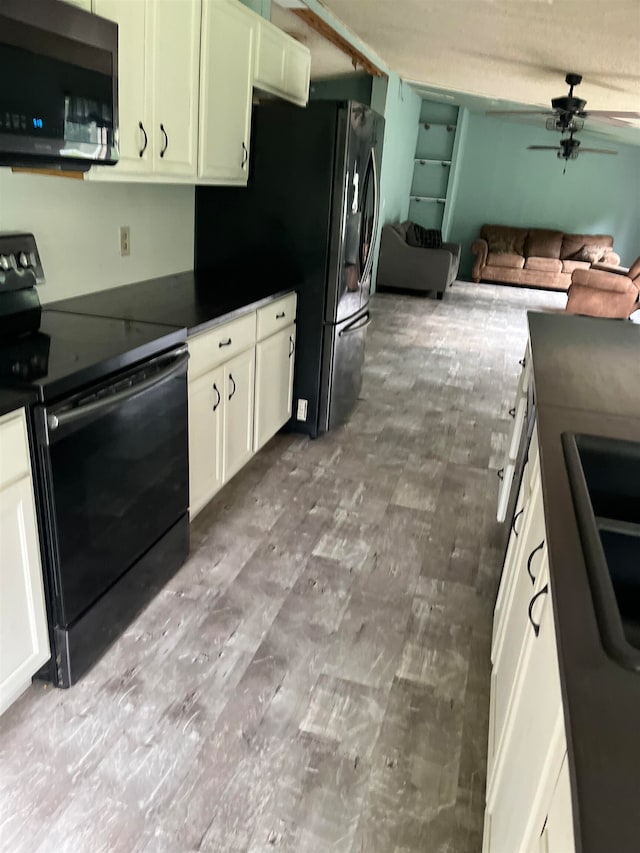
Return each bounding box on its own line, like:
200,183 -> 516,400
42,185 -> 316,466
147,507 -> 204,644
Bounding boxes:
296,398 -> 308,421
119,226 -> 130,257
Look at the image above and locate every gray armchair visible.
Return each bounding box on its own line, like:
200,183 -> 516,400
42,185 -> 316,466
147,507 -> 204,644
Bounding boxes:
376,222 -> 461,299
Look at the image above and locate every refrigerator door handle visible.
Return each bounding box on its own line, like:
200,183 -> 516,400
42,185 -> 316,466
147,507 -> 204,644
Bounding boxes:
360,147 -> 380,287
338,311 -> 372,337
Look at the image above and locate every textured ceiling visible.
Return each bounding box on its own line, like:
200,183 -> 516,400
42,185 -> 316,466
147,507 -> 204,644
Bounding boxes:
304,0 -> 640,142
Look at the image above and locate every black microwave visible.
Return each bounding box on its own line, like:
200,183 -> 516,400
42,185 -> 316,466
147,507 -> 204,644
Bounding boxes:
0,0 -> 118,171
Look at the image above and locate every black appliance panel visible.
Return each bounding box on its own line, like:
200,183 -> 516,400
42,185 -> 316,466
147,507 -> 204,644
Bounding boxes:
41,347 -> 189,628
0,0 -> 118,169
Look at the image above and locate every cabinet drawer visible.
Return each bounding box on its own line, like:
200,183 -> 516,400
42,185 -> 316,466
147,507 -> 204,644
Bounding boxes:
188,312 -> 256,380
0,410 -> 31,491
257,293 -> 297,341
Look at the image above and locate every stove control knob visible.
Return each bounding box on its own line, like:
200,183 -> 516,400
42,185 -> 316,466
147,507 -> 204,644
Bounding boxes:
18,252 -> 30,268
0,255 -> 10,270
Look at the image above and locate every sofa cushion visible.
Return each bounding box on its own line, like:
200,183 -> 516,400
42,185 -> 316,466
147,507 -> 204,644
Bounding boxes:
524,229 -> 564,259
562,259 -> 591,274
561,233 -> 614,259
487,252 -> 525,269
405,223 -> 443,249
481,224 -> 527,256
525,257 -> 563,272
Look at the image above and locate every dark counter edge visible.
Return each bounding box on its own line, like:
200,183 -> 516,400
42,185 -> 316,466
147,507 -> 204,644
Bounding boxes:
528,311 -> 640,853
46,270 -> 298,338
0,387 -> 39,418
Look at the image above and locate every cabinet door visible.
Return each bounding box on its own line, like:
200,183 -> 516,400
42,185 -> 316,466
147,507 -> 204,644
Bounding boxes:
254,20 -> 286,93
284,39 -> 310,106
223,348 -> 255,482
94,0 -> 152,172
489,469 -> 546,780
538,754 -> 575,853
254,324 -> 295,452
484,554 -> 564,853
0,477 -> 50,715
149,0 -> 200,176
199,0 -> 254,182
188,366 -> 224,518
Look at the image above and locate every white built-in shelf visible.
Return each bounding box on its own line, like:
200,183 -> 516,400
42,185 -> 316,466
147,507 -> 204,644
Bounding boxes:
410,195 -> 446,204
414,158 -> 452,166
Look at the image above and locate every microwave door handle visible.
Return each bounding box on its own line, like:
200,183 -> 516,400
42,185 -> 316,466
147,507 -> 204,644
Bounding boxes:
47,349 -> 189,439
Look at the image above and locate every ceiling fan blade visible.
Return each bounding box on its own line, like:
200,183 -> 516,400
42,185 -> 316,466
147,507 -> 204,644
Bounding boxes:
527,145 -> 559,150
585,110 -> 640,118
579,148 -> 618,155
486,110 -> 553,116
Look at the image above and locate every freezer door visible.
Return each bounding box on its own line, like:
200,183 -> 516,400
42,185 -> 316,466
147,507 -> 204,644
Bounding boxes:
318,308 -> 372,433
326,104 -> 380,325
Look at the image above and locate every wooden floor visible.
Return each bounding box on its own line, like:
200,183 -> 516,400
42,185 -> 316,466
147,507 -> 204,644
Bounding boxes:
0,282 -> 566,853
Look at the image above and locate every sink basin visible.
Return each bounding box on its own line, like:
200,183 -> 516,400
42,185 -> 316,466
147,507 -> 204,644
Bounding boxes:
563,433 -> 640,671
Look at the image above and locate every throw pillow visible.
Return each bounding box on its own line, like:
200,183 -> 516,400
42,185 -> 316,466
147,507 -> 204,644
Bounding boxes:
406,223 -> 443,249
567,244 -> 607,264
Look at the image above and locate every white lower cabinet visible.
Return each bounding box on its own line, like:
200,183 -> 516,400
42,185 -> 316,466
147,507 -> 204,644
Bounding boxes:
187,294 -> 296,518
254,323 -> 295,452
484,423 -> 575,853
188,366 -> 224,517
223,347 -> 255,481
0,410 -> 50,716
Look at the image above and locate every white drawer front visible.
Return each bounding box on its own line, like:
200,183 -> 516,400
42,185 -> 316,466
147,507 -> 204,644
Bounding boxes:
257,293 -> 297,341
188,312 -> 257,380
0,410 -> 31,491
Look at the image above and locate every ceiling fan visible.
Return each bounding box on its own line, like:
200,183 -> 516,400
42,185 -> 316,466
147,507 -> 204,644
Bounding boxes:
527,129 -> 617,166
487,72 -> 640,131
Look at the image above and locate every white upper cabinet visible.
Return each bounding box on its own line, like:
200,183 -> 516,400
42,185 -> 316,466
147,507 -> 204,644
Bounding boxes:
92,0 -> 309,184
199,0 -> 255,183
94,0 -> 152,173
284,38 -> 311,106
149,0 -> 201,176
254,17 -> 310,107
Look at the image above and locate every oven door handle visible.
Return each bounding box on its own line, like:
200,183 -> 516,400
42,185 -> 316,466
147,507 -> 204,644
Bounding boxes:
47,348 -> 189,436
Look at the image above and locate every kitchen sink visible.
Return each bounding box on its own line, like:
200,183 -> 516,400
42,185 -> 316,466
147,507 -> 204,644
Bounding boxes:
563,433 -> 640,671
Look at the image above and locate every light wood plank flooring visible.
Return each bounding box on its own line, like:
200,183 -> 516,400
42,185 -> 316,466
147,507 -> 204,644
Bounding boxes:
0,282 -> 566,853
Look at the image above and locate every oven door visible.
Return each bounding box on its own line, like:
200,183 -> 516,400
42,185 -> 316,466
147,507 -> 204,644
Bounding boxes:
39,346 -> 189,631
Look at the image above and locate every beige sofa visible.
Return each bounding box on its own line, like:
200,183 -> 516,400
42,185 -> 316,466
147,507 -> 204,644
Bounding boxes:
472,224 -> 621,291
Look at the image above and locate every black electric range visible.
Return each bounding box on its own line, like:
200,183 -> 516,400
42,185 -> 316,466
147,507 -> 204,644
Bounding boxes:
0,233 -> 190,688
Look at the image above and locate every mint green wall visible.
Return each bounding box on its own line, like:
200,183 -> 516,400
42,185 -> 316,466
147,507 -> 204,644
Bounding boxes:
369,75 -> 421,291
376,75 -> 422,227
309,74 -> 373,105
237,0 -> 270,19
448,112 -> 640,277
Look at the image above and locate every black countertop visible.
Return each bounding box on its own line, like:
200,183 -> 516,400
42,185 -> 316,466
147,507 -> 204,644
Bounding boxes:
527,312 -> 640,853
49,269 -> 298,336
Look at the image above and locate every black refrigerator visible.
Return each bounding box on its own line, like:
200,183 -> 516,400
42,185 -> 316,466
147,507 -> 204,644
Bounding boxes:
195,100 -> 384,438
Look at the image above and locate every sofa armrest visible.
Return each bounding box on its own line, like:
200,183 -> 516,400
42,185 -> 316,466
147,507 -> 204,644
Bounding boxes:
471,239 -> 488,282
591,262 -> 630,275
571,268 -> 636,294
